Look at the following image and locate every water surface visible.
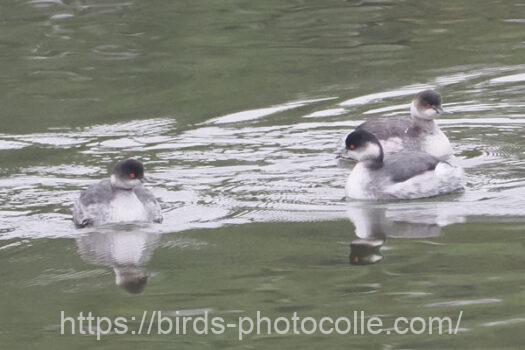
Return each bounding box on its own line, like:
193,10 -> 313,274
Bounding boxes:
0,0 -> 524,349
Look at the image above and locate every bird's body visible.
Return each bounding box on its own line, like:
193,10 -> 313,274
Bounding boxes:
345,153 -> 463,200
355,116 -> 452,160
343,130 -> 464,200
338,90 -> 453,161
73,159 -> 162,227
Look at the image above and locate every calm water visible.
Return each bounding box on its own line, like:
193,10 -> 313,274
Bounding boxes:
1,0 -> 525,349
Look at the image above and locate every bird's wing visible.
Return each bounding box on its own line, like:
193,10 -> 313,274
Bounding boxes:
134,186 -> 163,223
356,117 -> 412,140
73,199 -> 90,227
384,152 -> 439,183
72,180 -> 113,227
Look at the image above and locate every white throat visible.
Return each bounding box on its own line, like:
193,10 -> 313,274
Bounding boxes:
410,101 -> 437,121
358,142 -> 382,162
111,174 -> 136,190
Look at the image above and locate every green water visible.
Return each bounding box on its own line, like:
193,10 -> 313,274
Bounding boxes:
1,0 -> 524,349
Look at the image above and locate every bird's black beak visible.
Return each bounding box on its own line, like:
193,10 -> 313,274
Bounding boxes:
433,105 -> 445,114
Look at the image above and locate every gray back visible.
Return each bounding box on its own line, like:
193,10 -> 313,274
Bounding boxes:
356,117 -> 412,140
383,152 -> 439,183
78,179 -> 115,206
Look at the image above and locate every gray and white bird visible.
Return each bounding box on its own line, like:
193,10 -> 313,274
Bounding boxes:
343,130 -> 463,200
337,90 -> 453,161
73,159 -> 163,227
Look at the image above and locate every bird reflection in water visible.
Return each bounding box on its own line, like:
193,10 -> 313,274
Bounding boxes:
75,227 -> 160,294
347,204 -> 465,265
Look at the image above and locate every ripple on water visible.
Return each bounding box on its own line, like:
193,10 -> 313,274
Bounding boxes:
0,66 -> 524,240
426,298 -> 502,308
490,73 -> 525,84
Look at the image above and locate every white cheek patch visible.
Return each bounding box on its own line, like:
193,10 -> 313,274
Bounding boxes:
411,101 -> 437,120
358,143 -> 381,161
111,175 -> 141,189
422,108 -> 437,119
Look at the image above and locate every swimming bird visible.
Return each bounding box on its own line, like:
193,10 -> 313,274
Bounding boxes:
73,159 -> 163,227
338,90 -> 453,161
343,130 -> 464,200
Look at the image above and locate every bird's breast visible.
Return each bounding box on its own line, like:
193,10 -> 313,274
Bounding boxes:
109,191 -> 148,223
422,130 -> 452,160
346,163 -> 373,199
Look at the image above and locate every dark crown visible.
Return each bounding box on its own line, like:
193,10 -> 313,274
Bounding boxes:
415,89 -> 442,106
112,159 -> 145,179
345,129 -> 380,150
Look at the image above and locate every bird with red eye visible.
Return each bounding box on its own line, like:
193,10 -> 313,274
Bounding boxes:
72,158 -> 163,228
113,159 -> 144,182
344,129 -> 372,154
335,89 -> 453,162
110,159 -> 145,188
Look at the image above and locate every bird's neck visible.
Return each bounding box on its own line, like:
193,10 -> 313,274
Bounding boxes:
110,174 -> 134,190
410,102 -> 437,132
408,115 -> 436,137
362,142 -> 384,170
364,158 -> 383,170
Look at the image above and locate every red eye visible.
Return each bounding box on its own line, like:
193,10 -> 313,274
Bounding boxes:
349,144 -> 356,150
423,103 -> 432,109
129,172 -> 136,179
